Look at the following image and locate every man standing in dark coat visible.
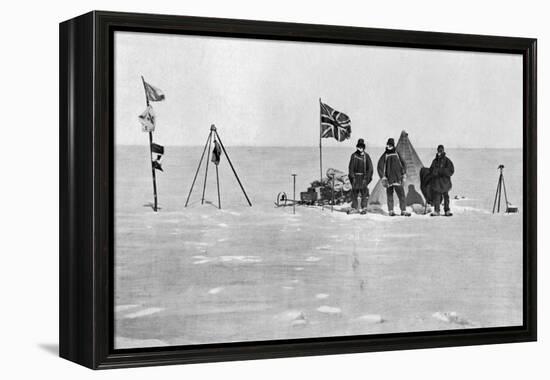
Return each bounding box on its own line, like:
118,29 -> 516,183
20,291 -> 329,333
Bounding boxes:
377,138 -> 411,216
429,144 -> 455,216
348,138 -> 373,213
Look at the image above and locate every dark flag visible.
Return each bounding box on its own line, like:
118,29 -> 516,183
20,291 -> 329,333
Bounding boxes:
152,143 -> 164,155
211,140 -> 222,166
152,143 -> 164,172
320,101 -> 351,142
143,79 -> 166,102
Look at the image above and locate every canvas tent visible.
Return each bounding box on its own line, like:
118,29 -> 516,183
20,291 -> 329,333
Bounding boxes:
368,130 -> 426,212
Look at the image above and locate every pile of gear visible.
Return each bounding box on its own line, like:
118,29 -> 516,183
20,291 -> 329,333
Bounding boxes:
300,168 -> 352,205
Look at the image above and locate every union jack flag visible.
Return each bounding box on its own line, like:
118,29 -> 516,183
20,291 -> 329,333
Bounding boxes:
320,100 -> 351,142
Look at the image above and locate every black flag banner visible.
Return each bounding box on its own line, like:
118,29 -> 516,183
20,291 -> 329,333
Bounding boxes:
152,143 -> 164,172
211,140 -> 222,166
152,143 -> 164,155
320,101 -> 351,142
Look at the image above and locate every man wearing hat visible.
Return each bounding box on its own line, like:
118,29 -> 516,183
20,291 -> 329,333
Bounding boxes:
377,138 -> 410,216
429,144 -> 455,216
348,138 -> 373,213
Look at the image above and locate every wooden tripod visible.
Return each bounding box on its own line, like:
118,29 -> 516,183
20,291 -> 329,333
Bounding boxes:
492,165 -> 509,213
185,124 -> 252,209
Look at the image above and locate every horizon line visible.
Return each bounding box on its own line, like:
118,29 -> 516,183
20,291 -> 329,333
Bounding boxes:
115,143 -> 522,150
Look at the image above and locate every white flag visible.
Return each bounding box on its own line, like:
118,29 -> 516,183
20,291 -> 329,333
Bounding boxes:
138,105 -> 156,132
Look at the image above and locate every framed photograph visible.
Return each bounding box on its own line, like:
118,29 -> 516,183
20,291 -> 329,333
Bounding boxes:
59,11 -> 537,369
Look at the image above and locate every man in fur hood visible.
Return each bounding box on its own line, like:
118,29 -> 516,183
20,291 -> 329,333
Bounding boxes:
377,138 -> 411,216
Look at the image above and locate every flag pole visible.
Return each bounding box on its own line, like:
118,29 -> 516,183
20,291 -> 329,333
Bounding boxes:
319,98 -> 323,181
141,75 -> 159,212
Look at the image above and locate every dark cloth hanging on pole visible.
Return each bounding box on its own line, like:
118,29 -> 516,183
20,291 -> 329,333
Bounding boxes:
211,140 -> 222,166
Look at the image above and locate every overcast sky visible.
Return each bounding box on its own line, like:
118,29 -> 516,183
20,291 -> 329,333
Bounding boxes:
114,31 -> 523,149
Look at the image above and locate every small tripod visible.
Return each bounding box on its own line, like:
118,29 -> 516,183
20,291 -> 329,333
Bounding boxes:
185,124 -> 252,209
492,164 -> 510,213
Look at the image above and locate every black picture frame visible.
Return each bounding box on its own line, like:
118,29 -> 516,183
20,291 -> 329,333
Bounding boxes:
59,10 -> 537,369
